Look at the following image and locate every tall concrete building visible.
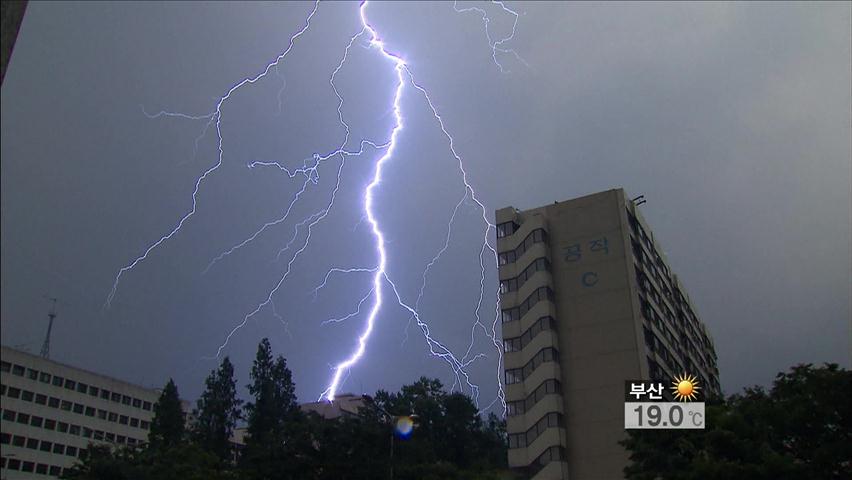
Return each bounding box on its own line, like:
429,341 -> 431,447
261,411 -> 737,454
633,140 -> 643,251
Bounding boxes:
1,346 -> 161,479
496,188 -> 721,479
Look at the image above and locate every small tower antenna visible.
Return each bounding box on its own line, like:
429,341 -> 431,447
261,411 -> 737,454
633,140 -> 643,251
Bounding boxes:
40,297 -> 58,358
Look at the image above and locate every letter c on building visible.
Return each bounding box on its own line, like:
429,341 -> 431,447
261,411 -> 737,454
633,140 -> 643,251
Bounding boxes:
581,271 -> 598,287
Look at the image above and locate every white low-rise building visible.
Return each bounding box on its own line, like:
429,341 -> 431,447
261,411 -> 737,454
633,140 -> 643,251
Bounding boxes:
1,346 -> 161,478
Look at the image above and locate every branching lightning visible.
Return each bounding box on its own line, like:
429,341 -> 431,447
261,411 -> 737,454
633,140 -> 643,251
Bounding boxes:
453,0 -> 526,73
107,0 -> 523,414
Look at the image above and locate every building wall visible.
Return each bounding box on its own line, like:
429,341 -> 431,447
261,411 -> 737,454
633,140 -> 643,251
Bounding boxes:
496,188 -> 720,480
1,346 -> 159,479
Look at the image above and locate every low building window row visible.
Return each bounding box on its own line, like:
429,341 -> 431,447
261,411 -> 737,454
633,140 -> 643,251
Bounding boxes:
0,361 -> 152,411
0,384 -> 151,431
503,316 -> 556,353
500,257 -> 550,294
506,379 -> 561,416
0,408 -> 144,447
0,456 -> 68,477
504,348 -> 559,385
498,229 -> 548,265
507,412 -> 563,449
1,429 -> 86,458
501,287 -> 554,323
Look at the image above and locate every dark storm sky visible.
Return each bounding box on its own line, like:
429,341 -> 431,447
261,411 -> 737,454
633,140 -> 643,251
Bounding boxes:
2,1 -> 849,407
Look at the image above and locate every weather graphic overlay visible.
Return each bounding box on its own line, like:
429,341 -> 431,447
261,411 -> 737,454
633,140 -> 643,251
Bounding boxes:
671,374 -> 701,402
103,1 -> 525,412
624,377 -> 706,429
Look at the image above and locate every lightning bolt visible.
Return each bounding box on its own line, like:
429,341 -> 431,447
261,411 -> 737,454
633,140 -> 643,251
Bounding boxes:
105,0 -> 322,310
453,0 -> 526,73
107,0 -> 522,414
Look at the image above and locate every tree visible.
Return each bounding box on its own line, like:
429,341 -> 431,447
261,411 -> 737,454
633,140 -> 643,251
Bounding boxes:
192,356 -> 242,463
148,378 -> 185,451
241,338 -> 311,480
368,377 -> 509,478
63,442 -> 235,480
622,363 -> 852,480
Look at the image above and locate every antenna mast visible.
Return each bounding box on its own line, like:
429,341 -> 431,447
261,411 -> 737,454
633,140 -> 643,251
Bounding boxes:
40,297 -> 58,358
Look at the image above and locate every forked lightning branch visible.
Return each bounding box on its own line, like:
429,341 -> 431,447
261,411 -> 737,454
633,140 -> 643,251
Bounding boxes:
104,1 -> 524,412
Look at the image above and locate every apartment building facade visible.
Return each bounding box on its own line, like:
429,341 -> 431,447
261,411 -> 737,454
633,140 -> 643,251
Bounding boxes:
496,188 -> 721,479
1,346 -> 160,479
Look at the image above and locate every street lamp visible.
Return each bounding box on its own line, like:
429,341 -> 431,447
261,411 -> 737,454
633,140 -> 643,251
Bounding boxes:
373,405 -> 417,480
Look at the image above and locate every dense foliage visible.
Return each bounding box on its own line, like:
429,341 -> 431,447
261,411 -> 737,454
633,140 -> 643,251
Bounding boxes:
63,338 -> 509,480
622,363 -> 852,480
192,356 -> 242,463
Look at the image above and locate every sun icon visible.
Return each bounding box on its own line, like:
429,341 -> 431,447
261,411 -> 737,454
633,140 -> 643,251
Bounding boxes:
671,374 -> 701,402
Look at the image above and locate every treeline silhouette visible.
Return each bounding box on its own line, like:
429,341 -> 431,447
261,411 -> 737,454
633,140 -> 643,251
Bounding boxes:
63,338 -> 509,480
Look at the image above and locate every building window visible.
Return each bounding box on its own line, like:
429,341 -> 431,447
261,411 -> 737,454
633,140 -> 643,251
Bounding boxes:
36,464 -> 49,475
40,440 -> 53,452
44,418 -> 57,430
497,228 -> 547,265
73,403 -> 84,414
57,422 -> 69,433
108,412 -> 118,422
7,458 -> 21,470
30,416 -> 43,428
111,392 -> 121,402
89,386 -> 100,396
0,361 -> 11,372
21,461 -> 35,473
17,413 -> 30,424
69,424 -> 80,436
77,382 -> 89,393
106,432 -> 115,442
140,420 -> 151,430
508,432 -> 526,449
27,368 -> 39,380
505,368 -> 523,385
0,384 -> 5,395
7,386 -> 21,398
35,393 -> 47,405
122,395 -> 132,405
85,406 -> 96,417
500,257 -> 551,294
39,372 -> 51,383
52,375 -> 64,386
117,435 -> 126,444
12,364 -> 25,376
98,409 -> 108,420
2,409 -> 14,421
501,287 -> 555,323
12,435 -> 25,447
94,430 -> 104,441
0,433 -> 10,444
496,221 -> 519,238
119,415 -> 129,425
82,427 -> 93,438
101,389 -> 111,400
133,398 -> 142,408
53,443 -> 66,454
142,401 -> 152,411
130,418 -> 139,428
26,437 -> 39,449
21,390 -> 34,401
49,396 -> 60,408
64,379 -> 77,390
50,466 -> 63,476
66,446 -> 78,457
